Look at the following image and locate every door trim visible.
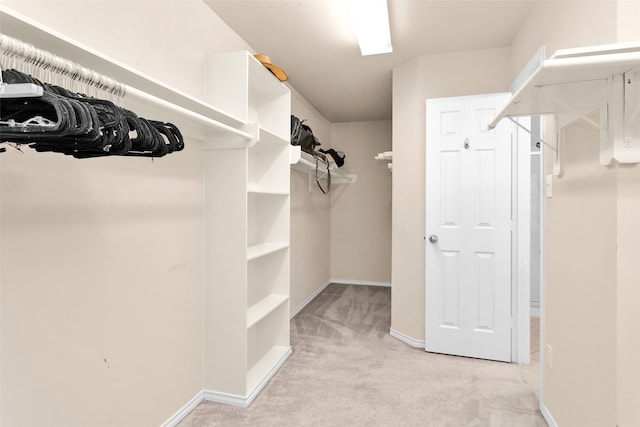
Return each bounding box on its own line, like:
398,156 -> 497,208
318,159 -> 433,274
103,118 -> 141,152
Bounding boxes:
513,116 -> 532,364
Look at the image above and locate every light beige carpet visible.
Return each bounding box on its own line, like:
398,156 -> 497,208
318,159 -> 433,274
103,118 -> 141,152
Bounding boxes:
179,284 -> 546,426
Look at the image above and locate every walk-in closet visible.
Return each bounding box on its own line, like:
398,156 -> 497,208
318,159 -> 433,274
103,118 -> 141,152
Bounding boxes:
2,2 -> 640,427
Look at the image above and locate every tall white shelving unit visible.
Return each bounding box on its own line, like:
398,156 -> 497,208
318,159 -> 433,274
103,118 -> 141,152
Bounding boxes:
202,51 -> 291,407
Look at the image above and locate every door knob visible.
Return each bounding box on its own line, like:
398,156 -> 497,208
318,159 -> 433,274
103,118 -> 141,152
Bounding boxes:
428,235 -> 438,243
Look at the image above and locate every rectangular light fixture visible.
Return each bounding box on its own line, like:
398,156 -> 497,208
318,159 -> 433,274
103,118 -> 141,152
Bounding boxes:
348,0 -> 393,56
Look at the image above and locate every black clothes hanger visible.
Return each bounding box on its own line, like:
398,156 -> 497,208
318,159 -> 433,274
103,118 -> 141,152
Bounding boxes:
0,68 -> 185,158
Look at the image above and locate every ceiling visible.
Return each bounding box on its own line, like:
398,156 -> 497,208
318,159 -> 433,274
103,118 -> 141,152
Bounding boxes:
204,0 -> 537,123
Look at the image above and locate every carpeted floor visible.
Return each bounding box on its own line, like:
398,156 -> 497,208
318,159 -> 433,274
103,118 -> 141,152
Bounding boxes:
179,284 -> 546,426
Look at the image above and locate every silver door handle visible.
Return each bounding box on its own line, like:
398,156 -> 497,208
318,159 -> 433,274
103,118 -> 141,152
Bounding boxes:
428,235 -> 438,243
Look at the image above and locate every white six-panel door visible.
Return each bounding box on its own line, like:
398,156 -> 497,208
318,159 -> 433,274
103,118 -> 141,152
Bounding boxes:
425,93 -> 513,362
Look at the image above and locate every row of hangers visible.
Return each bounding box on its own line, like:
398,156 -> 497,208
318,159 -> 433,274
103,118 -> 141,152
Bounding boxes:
0,68 -> 184,158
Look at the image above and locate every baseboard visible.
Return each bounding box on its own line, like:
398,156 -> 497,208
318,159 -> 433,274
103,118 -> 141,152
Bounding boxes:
202,389 -> 250,408
204,346 -> 292,408
161,391 -> 204,427
540,404 -> 559,427
290,280 -> 331,319
531,301 -> 541,317
161,347 -> 292,423
389,328 -> 425,348
330,279 -> 391,287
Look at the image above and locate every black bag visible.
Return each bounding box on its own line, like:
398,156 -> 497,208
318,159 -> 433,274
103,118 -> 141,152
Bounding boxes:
290,115 -> 332,194
290,115 -> 320,154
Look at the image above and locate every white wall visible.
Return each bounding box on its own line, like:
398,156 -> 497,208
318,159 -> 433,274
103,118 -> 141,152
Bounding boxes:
543,121 -> 618,426
329,121 -> 392,283
615,3 -> 640,425
290,88 -> 332,312
616,165 -> 640,427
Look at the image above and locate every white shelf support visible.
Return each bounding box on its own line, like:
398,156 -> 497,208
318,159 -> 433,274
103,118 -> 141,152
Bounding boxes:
620,70 -> 640,163
555,121 -> 565,177
599,70 -> 640,165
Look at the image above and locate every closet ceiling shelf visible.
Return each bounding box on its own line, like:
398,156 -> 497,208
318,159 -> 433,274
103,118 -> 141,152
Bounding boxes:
489,40 -> 640,167
289,146 -> 357,187
0,5 -> 252,146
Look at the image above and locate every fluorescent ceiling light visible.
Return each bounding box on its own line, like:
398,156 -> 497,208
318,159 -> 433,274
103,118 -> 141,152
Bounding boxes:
348,0 -> 393,56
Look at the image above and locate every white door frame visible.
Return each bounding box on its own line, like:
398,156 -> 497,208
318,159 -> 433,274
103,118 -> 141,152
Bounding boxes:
513,116 -> 532,364
538,117 -> 548,416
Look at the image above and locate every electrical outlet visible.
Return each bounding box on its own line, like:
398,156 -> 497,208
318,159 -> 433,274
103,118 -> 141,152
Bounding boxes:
546,344 -> 554,370
546,174 -> 553,198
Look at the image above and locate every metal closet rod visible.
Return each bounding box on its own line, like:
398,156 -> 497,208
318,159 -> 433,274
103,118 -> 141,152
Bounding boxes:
0,33 -> 126,97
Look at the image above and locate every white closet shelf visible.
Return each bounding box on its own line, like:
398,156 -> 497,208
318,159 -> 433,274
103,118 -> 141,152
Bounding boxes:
489,41 -> 640,127
289,146 -> 357,184
0,5 -> 254,147
247,295 -> 288,329
489,40 -> 640,168
247,243 -> 289,261
258,127 -> 288,146
247,186 -> 289,196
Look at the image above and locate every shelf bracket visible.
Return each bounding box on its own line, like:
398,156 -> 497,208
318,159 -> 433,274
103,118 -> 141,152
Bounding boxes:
555,120 -> 565,177
622,70 -> 640,162
307,160 -> 330,192
507,115 -> 564,176
507,116 -> 555,152
600,71 -> 640,164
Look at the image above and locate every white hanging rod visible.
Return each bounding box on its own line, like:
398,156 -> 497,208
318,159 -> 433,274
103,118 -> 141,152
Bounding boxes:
124,85 -> 251,140
0,33 -> 126,97
0,33 -> 252,142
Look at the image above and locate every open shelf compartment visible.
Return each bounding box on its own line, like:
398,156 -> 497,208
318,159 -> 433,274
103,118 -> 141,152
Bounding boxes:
248,129 -> 290,193
247,192 -> 289,249
246,302 -> 290,392
247,247 -> 288,307
205,51 -> 290,140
